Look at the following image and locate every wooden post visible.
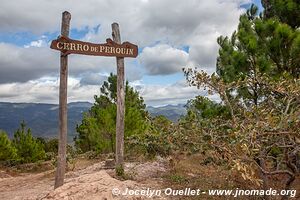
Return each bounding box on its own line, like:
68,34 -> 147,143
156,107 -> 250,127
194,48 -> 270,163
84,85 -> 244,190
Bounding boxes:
54,11 -> 71,189
112,23 -> 125,169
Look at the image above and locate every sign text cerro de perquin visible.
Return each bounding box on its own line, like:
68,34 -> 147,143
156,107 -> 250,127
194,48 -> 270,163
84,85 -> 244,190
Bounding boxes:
50,36 -> 138,58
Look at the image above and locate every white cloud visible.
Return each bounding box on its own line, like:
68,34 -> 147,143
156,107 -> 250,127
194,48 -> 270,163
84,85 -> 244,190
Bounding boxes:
0,0 -> 247,45
139,44 -> 189,75
0,75 -> 218,106
0,76 -> 99,103
79,73 -> 107,86
132,79 -> 201,106
0,78 -> 59,103
24,39 -> 46,48
0,43 -> 58,83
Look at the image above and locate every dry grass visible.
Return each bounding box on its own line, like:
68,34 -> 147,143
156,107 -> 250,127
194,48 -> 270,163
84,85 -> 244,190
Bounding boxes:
161,154 -> 266,200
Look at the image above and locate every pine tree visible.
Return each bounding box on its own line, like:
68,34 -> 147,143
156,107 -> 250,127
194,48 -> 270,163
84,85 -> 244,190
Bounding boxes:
75,73 -> 149,153
184,96 -> 230,120
12,121 -> 46,163
216,4 -> 300,105
0,131 -> 17,161
262,0 -> 300,28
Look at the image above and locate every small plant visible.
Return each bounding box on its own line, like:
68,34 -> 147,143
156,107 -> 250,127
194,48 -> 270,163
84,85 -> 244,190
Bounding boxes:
115,164 -> 133,180
116,164 -> 125,177
169,174 -> 187,184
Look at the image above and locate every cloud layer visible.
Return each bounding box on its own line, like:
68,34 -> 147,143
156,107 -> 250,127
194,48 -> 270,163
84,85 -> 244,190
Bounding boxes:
0,0 -> 250,105
139,44 -> 189,75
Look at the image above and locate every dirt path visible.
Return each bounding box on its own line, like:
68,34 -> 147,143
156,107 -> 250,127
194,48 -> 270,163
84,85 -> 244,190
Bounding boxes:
0,170 -> 54,200
0,160 -> 168,200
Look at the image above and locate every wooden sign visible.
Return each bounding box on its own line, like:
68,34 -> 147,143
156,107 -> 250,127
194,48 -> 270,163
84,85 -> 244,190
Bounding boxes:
52,11 -> 132,189
50,36 -> 138,58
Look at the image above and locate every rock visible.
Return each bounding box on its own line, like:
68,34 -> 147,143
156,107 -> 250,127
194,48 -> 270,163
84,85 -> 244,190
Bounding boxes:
0,170 -> 12,179
42,171 -> 137,200
104,159 -> 115,169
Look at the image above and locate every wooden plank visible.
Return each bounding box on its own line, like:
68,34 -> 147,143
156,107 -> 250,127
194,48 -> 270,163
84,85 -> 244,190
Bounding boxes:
112,23 -> 125,168
50,36 -> 138,58
54,11 -> 71,189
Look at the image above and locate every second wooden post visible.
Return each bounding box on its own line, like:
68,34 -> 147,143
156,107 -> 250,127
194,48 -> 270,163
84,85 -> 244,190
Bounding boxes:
112,23 -> 125,170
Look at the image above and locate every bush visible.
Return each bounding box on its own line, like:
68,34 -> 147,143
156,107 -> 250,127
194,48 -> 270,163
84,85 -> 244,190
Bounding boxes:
127,115 -> 202,158
44,138 -> 59,154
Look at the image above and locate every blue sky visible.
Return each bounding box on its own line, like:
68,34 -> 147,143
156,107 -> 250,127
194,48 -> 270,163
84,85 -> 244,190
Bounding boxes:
0,0 -> 261,106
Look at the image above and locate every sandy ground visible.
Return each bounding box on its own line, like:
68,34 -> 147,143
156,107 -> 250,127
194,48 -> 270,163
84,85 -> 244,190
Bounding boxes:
2,157 -> 298,200
0,159 -> 169,200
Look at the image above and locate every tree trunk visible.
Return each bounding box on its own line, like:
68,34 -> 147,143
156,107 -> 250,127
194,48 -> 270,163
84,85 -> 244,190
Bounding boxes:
259,151 -> 270,200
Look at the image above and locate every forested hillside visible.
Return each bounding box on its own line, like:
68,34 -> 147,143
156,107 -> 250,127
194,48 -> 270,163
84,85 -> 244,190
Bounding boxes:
0,102 -> 91,141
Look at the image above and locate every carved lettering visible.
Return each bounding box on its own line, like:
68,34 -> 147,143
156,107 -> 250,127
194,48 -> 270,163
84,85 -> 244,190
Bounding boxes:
63,43 -> 70,50
56,42 -> 63,50
111,47 -> 116,54
129,49 -> 133,55
50,37 -> 138,58
77,43 -> 83,51
83,45 -> 89,51
70,43 -> 76,50
99,46 -> 105,52
105,46 -> 111,53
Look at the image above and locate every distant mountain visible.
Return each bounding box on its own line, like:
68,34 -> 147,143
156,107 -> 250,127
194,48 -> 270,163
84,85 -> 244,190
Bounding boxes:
0,102 -> 186,141
146,104 -> 186,122
0,102 -> 92,142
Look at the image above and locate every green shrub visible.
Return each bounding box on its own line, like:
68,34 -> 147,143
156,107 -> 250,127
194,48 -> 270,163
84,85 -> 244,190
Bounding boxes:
44,138 -> 59,154
0,131 -> 17,161
12,122 -> 46,163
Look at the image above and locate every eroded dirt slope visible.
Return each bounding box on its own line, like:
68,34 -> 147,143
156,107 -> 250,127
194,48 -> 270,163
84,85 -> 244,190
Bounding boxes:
0,160 -> 168,200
